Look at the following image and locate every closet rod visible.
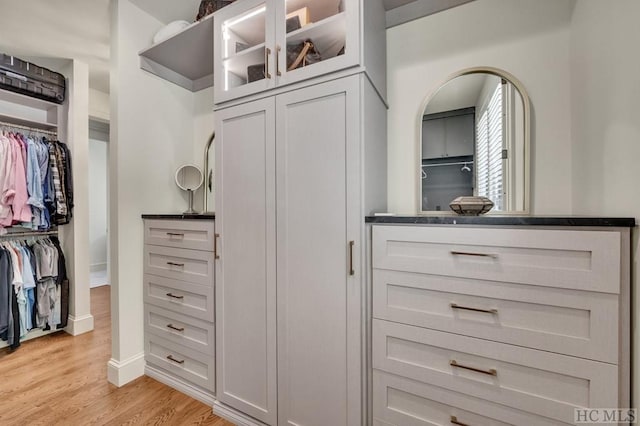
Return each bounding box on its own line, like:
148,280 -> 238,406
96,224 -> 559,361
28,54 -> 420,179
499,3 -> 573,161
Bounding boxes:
0,120 -> 57,136
0,229 -> 58,240
422,161 -> 474,168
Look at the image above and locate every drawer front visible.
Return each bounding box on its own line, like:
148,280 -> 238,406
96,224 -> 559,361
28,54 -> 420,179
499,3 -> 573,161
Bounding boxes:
144,219 -> 215,251
145,334 -> 215,392
144,274 -> 214,322
144,245 -> 214,286
373,269 -> 618,363
373,320 -> 618,424
372,225 -> 621,293
373,370 -> 569,426
145,304 -> 214,355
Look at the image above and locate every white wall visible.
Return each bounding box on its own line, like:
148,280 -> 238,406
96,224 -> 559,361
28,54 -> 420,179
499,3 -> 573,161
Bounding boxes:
387,0 -> 574,214
109,0 -> 206,386
89,138 -> 108,272
569,0 -> 640,407
90,88 -> 111,122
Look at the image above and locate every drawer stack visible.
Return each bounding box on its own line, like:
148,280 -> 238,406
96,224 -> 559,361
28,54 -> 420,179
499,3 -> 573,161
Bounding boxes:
371,224 -> 630,426
143,218 -> 216,400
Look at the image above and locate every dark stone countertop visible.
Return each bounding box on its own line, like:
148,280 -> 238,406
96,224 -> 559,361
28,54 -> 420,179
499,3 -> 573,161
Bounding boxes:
365,215 -> 635,227
142,213 -> 215,220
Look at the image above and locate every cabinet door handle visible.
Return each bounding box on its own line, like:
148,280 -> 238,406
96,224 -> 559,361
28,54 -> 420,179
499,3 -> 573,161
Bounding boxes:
166,355 -> 185,365
450,416 -> 470,426
450,250 -> 497,259
349,241 -> 355,276
265,47 -> 272,79
166,261 -> 185,267
214,233 -> 220,259
166,232 -> 184,237
276,45 -> 282,76
166,324 -> 185,332
166,293 -> 184,300
450,303 -> 498,315
450,360 -> 497,376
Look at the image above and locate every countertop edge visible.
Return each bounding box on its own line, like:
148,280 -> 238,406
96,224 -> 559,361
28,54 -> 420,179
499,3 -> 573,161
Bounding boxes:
364,216 -> 636,227
142,213 -> 215,220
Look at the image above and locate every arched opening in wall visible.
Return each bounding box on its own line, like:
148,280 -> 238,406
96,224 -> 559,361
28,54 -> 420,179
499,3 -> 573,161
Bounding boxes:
89,118 -> 110,288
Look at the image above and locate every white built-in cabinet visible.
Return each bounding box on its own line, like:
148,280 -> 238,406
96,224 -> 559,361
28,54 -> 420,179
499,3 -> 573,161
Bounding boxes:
215,72 -> 385,426
213,0 -> 383,103
142,218 -> 217,405
213,1 -> 386,424
370,224 -> 631,426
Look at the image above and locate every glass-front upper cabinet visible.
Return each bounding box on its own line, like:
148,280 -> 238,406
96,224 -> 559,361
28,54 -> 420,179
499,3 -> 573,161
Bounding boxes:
214,0 -> 360,104
214,0 -> 276,102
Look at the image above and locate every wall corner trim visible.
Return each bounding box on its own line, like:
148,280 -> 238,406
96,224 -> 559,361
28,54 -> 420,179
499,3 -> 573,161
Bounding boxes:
107,352 -> 146,387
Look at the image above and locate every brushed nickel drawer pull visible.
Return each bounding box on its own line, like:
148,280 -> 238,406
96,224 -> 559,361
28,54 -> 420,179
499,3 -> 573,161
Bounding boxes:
450,359 -> 497,376
450,250 -> 497,259
214,233 -> 220,259
450,303 -> 498,315
166,293 -> 184,300
166,232 -> 184,237
166,261 -> 185,267
166,324 -> 184,332
450,415 -> 470,426
166,355 -> 184,365
349,241 -> 355,276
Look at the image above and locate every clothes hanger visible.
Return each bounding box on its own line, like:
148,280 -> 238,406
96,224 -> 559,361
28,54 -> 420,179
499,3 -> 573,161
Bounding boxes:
461,162 -> 471,172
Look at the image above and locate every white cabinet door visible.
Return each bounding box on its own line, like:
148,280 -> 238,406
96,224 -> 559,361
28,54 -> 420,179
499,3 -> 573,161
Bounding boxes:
274,0 -> 360,89
214,0 -> 276,103
215,98 -> 278,425
275,76 -> 361,426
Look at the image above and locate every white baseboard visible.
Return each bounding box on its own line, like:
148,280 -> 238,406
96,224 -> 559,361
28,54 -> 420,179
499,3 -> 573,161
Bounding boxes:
90,262 -> 107,273
65,314 -> 94,336
213,401 -> 266,426
145,364 -> 215,406
107,352 -> 146,387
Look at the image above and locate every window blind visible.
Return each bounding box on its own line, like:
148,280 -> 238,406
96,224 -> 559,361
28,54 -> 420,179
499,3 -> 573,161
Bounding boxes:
476,82 -> 503,210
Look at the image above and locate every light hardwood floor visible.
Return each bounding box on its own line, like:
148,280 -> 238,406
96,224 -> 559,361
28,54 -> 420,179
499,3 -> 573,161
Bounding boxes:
0,285 -> 234,426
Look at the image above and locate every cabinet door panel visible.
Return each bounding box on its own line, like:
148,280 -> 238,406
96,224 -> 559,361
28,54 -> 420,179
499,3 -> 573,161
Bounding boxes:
214,0 -> 276,103
445,114 -> 475,157
422,118 -> 446,159
215,98 -> 277,425
276,76 -> 361,426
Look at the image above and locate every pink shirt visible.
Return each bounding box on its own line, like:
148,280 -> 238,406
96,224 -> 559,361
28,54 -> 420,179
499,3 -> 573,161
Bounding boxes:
10,133 -> 32,223
0,134 -> 15,228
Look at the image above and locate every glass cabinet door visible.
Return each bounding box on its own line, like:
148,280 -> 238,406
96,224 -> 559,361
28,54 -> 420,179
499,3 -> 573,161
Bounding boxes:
275,0 -> 359,86
214,0 -> 276,103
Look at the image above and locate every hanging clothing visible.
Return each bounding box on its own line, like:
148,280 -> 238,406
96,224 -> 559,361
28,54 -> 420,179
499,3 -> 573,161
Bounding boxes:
0,132 -> 73,233
0,236 -> 69,350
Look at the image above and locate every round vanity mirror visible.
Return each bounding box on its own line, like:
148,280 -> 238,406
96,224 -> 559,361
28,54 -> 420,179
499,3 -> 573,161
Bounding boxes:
175,164 -> 204,214
419,67 -> 530,214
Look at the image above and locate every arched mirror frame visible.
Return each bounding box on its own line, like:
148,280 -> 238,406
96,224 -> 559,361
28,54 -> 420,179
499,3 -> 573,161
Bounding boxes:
203,131 -> 215,213
417,66 -> 531,215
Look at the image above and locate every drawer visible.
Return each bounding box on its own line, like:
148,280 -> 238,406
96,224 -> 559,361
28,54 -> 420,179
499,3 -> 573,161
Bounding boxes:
373,269 -> 618,363
144,219 -> 215,251
372,225 -> 621,293
145,304 -> 214,355
145,334 -> 215,392
373,320 -> 617,424
144,274 -> 214,322
144,245 -> 214,286
373,370 -> 569,426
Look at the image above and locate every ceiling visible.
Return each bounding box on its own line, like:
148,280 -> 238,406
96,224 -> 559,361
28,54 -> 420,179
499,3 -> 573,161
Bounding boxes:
0,0 -> 111,93
0,0 -> 474,95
